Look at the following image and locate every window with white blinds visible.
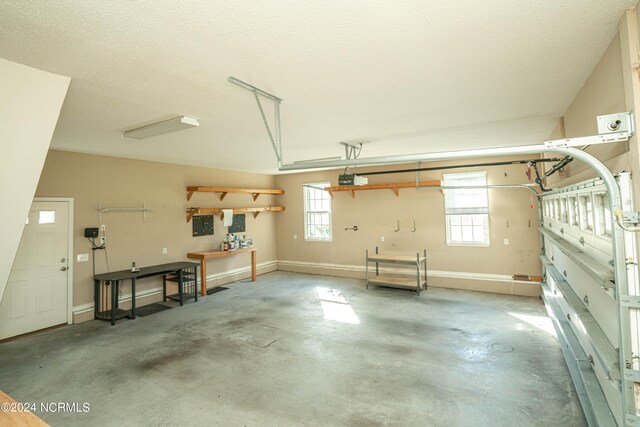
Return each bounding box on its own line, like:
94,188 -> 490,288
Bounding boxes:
303,183 -> 332,241
443,171 -> 490,246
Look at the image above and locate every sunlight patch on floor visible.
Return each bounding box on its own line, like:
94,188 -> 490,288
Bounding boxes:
509,312 -> 557,338
316,287 -> 360,325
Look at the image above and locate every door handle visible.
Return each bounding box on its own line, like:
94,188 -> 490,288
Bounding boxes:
61,267 -> 67,271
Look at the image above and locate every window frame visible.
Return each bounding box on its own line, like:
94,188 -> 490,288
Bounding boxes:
553,199 -> 560,221
568,196 -> 579,227
543,200 -> 550,218
443,171 -> 490,247
559,197 -> 568,224
303,182 -> 333,242
594,192 -> 612,239
579,194 -> 594,233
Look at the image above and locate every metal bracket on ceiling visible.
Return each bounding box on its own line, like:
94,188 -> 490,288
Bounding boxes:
228,76 -> 283,162
544,132 -> 631,149
597,111 -> 635,136
340,141 -> 363,160
340,141 -> 364,174
544,112 -> 634,149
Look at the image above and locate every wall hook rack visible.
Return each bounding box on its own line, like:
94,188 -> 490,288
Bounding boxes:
98,203 -> 152,222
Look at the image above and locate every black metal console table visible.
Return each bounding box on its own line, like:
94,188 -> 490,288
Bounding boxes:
93,261 -> 199,325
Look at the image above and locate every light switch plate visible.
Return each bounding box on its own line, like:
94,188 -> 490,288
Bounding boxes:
503,239 -> 509,246
162,248 -> 168,255
77,254 -> 89,262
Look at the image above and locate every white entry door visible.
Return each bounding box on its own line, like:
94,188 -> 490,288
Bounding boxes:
0,201 -> 70,340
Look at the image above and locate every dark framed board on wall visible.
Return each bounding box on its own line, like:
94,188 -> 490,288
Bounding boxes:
193,215 -> 214,237
228,214 -> 246,233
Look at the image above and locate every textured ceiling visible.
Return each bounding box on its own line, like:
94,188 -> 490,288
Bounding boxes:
0,0 -> 636,173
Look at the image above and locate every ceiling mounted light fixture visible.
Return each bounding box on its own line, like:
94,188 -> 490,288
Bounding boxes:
122,116 -> 199,139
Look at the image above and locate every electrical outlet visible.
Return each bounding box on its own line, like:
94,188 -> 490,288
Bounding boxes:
77,254 -> 89,262
504,238 -> 509,246
162,247 -> 167,255
100,236 -> 106,245
381,236 -> 385,242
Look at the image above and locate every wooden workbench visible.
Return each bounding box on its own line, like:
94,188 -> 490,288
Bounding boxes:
187,247 -> 257,296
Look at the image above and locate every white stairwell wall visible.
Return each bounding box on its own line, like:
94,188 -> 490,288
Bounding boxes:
0,58 -> 70,305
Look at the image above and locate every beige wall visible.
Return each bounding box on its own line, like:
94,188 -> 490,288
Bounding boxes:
36,150 -> 278,322
546,33 -> 629,186
275,157 -> 542,297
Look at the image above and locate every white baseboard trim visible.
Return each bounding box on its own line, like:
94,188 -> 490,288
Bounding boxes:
276,260 -> 540,285
72,284 -> 163,316
201,260 -> 278,287
72,302 -> 96,316
74,259 -> 536,316
73,260 -> 278,317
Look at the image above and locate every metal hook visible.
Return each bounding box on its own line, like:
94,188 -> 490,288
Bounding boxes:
394,220 -> 400,232
411,220 -> 416,232
345,226 -> 359,231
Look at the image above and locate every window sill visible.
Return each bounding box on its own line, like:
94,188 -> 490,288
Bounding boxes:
446,241 -> 490,247
304,238 -> 333,243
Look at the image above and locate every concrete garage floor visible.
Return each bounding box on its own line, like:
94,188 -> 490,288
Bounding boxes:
0,271 -> 585,427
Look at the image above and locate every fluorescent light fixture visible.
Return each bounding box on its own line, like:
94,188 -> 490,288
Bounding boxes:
122,116 -> 199,139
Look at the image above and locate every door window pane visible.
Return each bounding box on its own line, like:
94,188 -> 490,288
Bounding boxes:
38,210 -> 56,224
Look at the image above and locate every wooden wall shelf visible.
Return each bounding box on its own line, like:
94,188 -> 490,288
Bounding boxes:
187,186 -> 284,202
324,180 -> 442,198
187,206 -> 285,222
